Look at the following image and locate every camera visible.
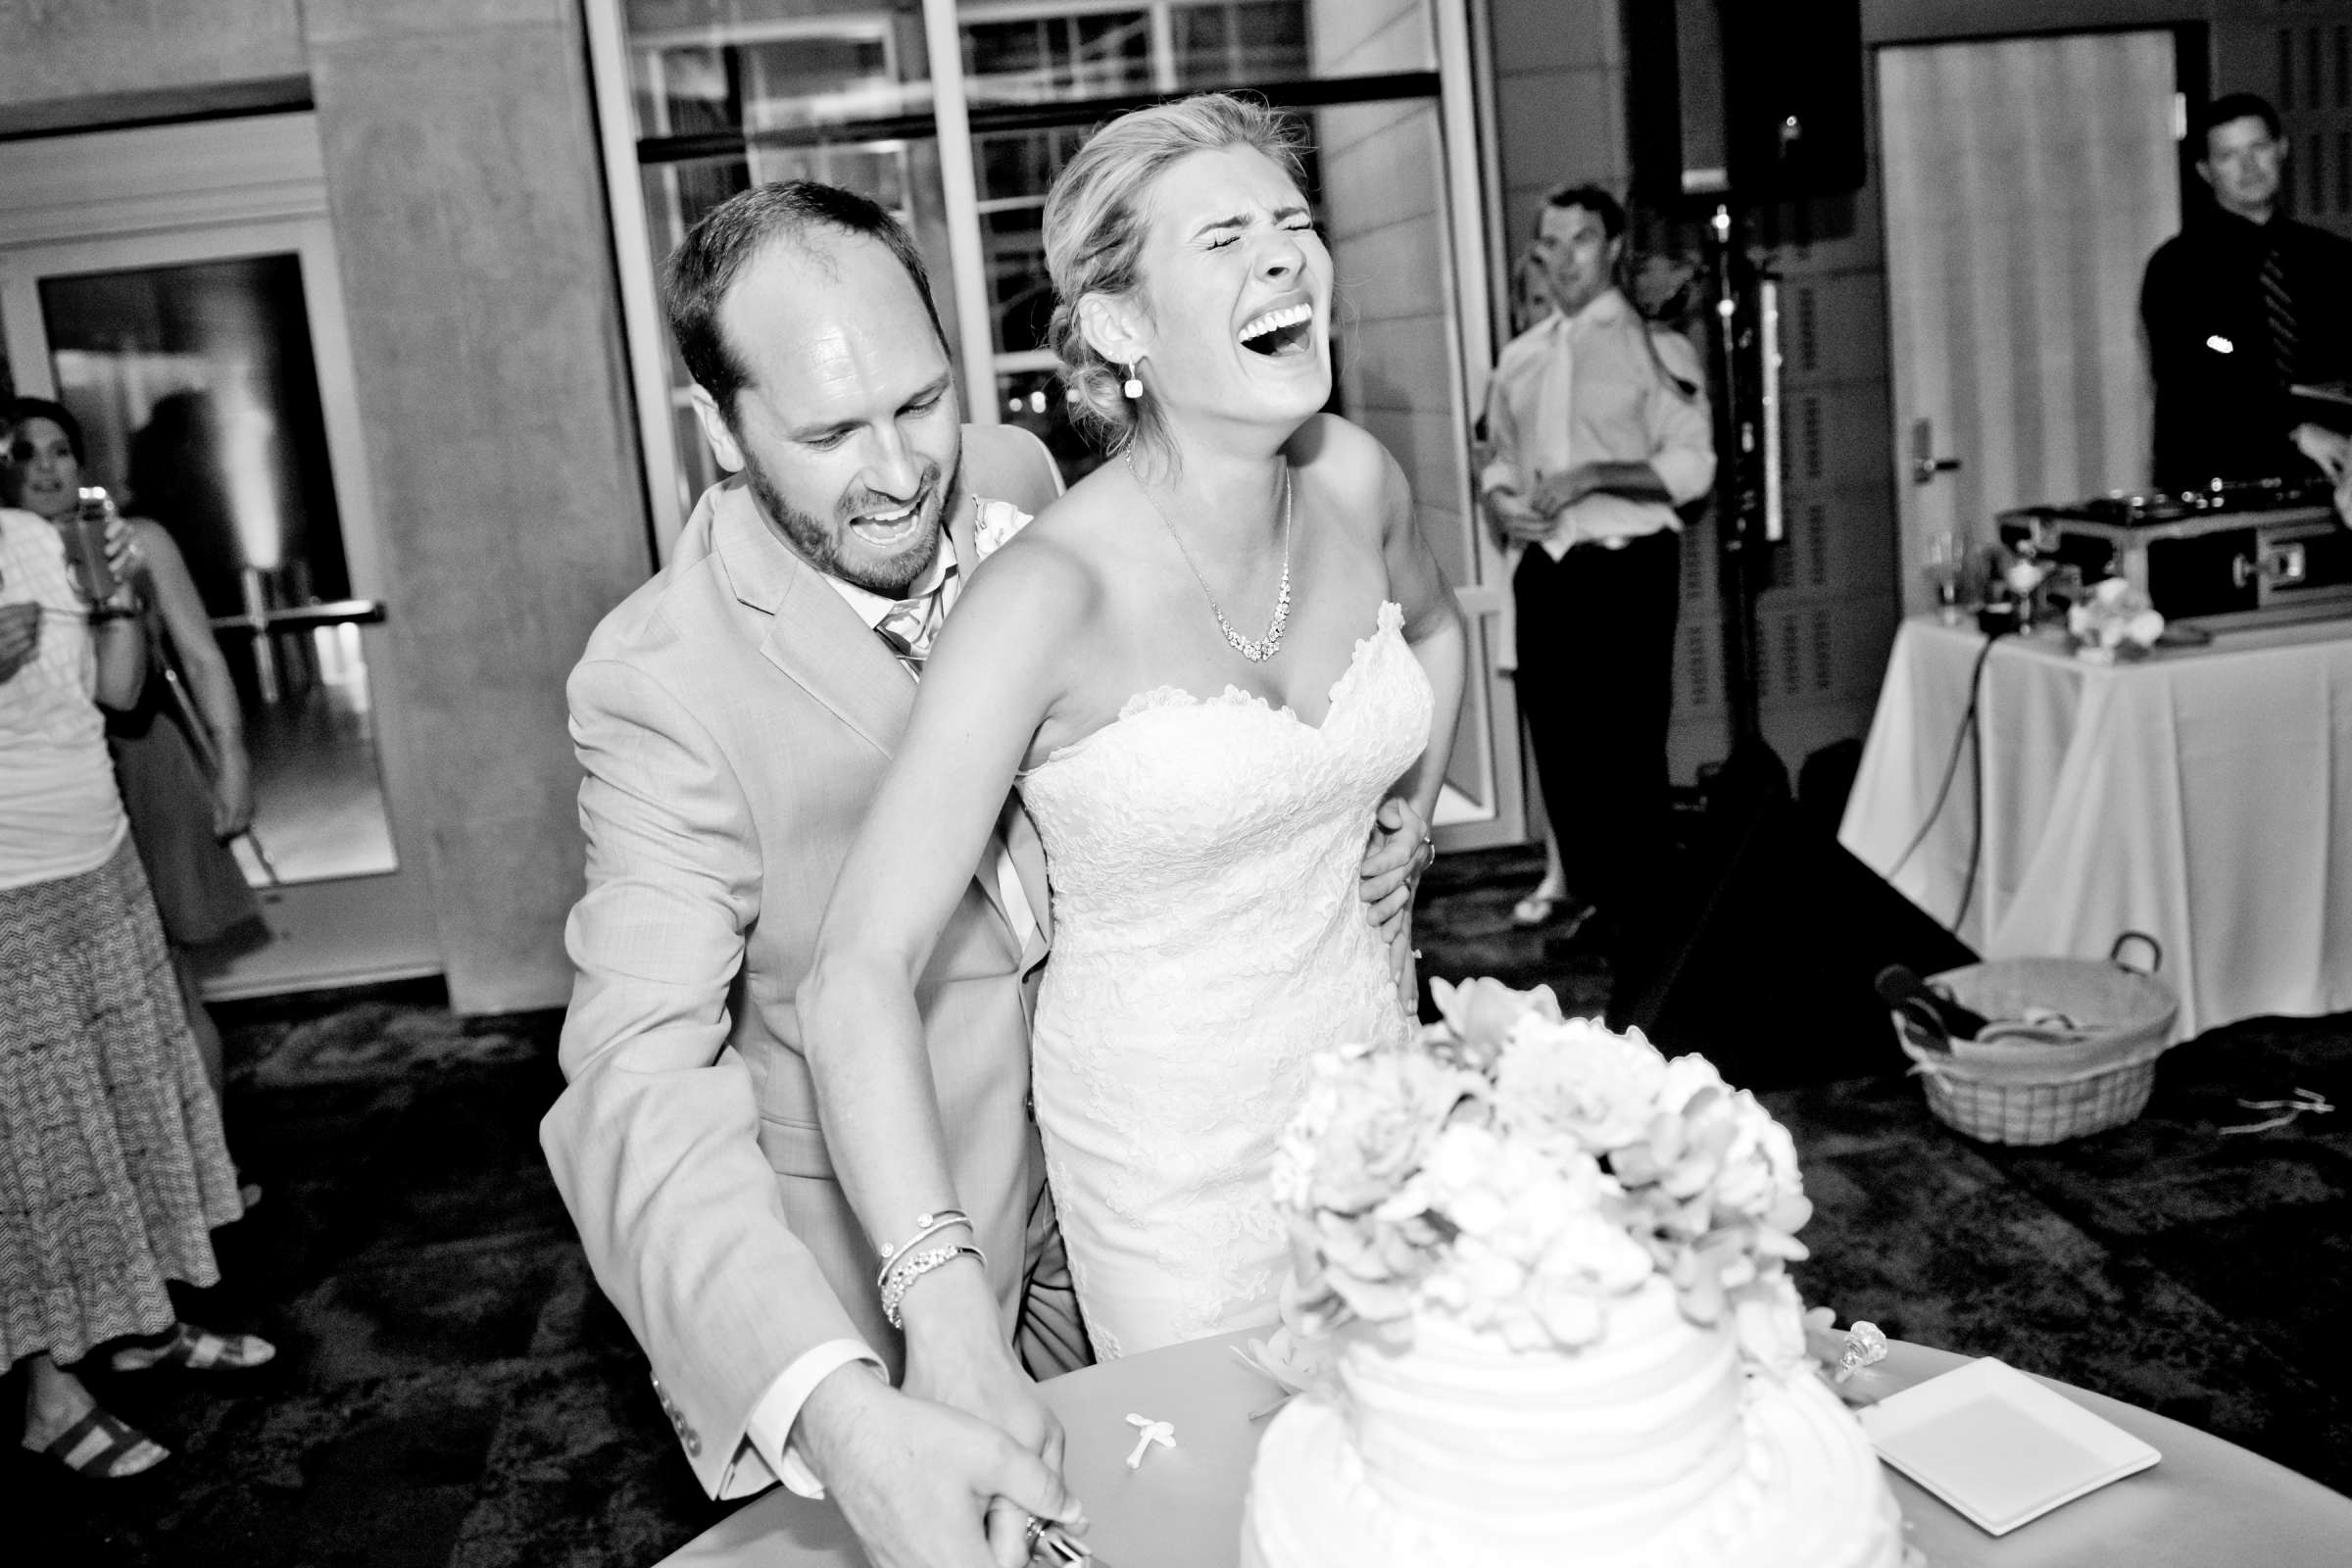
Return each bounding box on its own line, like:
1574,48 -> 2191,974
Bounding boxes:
62,485 -> 120,604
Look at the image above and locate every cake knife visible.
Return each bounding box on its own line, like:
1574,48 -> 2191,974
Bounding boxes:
1027,1516 -> 1108,1567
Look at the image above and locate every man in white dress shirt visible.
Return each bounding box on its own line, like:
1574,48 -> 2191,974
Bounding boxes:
1481,185 -> 1714,959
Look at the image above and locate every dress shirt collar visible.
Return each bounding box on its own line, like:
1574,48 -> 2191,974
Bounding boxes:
1556,285 -> 1635,335
817,506 -> 960,631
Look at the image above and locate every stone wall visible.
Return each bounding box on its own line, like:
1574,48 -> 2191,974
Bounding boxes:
301,0 -> 648,1011
0,0 -> 308,133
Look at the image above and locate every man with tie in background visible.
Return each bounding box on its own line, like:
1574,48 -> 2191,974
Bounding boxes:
2140,93 -> 2352,494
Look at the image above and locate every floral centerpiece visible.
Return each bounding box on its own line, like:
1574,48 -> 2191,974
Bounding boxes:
1272,977 -> 1816,1368
2066,575 -> 2165,663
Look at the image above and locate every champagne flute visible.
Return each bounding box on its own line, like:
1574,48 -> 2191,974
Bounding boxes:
1922,529 -> 1966,625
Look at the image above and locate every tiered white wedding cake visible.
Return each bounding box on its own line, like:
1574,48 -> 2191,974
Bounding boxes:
1239,979 -> 1909,1568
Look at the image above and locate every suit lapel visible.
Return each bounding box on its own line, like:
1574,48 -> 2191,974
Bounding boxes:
712,480 -> 912,758
931,500 -> 1031,947
1003,800 -> 1053,969
713,481 -> 1038,952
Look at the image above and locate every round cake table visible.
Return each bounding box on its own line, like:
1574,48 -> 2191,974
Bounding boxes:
654,1331 -> 2352,1567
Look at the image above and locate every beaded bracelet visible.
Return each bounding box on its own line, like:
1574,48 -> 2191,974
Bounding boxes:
874,1208 -> 972,1293
880,1243 -> 987,1330
875,1210 -> 974,1291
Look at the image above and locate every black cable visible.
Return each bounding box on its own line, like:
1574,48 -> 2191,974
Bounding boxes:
1953,659 -> 1990,933
1885,629 -> 2004,882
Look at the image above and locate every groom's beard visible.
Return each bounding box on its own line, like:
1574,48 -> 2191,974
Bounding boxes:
742,454 -> 948,599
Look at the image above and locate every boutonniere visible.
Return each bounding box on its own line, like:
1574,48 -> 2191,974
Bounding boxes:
974,499 -> 1033,564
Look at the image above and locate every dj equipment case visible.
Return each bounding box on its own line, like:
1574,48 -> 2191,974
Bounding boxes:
1999,478 -> 2352,631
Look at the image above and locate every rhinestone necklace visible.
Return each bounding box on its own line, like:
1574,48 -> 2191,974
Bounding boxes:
1124,451 -> 1293,663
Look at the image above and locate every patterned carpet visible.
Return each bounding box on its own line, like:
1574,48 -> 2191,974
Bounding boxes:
14,847 -> 2348,1564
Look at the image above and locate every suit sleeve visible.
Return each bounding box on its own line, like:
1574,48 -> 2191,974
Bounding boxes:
2139,243 -> 2203,398
961,421 -> 1064,514
2313,228 -> 2352,383
541,652 -> 869,1499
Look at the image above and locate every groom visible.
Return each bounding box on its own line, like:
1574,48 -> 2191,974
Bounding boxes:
543,181 -> 1430,1565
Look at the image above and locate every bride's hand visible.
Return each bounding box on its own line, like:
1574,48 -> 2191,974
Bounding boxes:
899,1262 -> 1068,1563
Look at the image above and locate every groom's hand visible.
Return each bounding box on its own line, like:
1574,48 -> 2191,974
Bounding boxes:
796,1363 -> 1082,1568
1360,797 -> 1434,942
1388,916 -> 1421,1018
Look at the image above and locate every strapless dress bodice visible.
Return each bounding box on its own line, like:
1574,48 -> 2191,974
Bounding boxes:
1016,601 -> 1433,1358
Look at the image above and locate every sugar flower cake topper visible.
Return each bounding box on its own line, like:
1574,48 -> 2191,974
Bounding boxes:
1272,977 -> 1816,1365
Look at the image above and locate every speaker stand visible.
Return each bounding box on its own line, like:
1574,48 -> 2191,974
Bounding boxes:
1701,203 -> 1789,814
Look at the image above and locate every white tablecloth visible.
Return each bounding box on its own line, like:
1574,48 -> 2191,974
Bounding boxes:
1838,616 -> 2352,1040
655,1330 -> 2352,1567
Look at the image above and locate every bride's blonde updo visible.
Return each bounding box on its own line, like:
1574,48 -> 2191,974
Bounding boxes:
1044,92 -> 1306,452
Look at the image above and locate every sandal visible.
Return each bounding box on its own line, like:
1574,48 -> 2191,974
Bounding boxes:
24,1407 -> 170,1478
109,1322 -> 276,1373
1511,877 -> 1571,928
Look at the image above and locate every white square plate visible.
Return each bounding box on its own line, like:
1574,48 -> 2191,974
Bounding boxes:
1857,1357 -> 2161,1536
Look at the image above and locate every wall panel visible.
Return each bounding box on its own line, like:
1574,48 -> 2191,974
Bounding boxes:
302,0 -> 650,1010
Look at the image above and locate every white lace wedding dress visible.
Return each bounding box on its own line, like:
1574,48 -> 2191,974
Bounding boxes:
1017,601 -> 1433,1359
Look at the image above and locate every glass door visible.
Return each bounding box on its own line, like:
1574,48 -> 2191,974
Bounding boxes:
0,205 -> 440,998
587,0 -> 1521,846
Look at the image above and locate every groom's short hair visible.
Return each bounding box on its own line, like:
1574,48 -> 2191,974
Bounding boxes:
663,180 -> 948,427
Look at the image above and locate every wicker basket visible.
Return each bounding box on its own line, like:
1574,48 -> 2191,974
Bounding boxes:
1893,934 -> 2179,1146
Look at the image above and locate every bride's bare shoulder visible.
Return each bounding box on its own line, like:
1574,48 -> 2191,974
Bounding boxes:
1006,460 -> 1138,559
1287,414 -> 1408,529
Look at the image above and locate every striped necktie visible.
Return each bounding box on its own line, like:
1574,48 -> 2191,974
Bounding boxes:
2259,242 -> 2299,391
876,561 -> 957,675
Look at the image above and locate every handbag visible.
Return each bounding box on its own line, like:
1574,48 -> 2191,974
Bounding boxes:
142,605 -> 285,887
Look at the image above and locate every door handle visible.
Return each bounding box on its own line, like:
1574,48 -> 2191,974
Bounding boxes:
207,598 -> 388,638
1910,417 -> 1962,486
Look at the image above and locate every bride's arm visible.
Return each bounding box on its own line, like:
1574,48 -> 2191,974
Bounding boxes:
1379,442 -> 1468,833
1357,434 -> 1466,1003
798,540 -> 1082,1391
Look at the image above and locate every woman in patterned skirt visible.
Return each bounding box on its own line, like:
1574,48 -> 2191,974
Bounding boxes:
4,398 -> 265,1118
0,479 -> 270,1478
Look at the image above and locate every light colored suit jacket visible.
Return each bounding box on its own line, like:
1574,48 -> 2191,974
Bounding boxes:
543,427 -> 1059,1498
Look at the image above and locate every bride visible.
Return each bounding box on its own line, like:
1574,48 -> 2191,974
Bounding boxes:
800,86 -> 1464,1411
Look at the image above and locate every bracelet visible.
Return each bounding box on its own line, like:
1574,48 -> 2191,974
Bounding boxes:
874,1208 -> 972,1292
880,1242 -> 987,1330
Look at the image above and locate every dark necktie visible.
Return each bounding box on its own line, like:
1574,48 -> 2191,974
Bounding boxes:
2260,242 -> 2300,391
876,561 -> 957,675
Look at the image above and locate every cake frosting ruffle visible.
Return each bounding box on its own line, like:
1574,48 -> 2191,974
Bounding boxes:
1239,979 -> 1913,1568
1241,1281 -> 1904,1568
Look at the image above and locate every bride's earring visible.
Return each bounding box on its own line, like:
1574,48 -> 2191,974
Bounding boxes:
1122,362 -> 1143,400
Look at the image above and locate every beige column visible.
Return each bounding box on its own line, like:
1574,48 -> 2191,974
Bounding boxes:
302,0 -> 652,1011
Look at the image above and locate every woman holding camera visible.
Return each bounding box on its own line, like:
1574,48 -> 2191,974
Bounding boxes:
4,398 -> 262,1100
1,411 -> 270,1480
